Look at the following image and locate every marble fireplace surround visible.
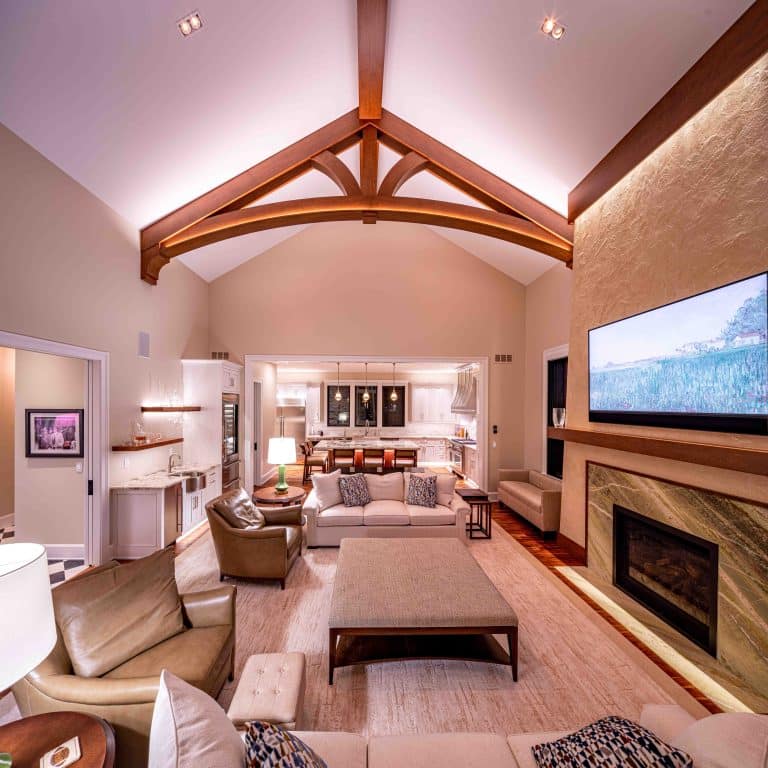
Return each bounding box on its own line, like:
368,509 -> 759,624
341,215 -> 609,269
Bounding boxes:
585,462 -> 768,711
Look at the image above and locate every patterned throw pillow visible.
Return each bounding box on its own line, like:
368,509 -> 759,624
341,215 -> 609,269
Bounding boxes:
532,716 -> 693,768
406,473 -> 437,508
245,721 -> 327,768
338,473 -> 371,507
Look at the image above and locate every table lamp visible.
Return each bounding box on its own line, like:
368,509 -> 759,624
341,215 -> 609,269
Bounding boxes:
0,543 -> 57,765
268,437 -> 296,494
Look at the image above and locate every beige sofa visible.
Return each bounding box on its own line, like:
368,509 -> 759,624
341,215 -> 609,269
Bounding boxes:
289,705 -> 767,767
497,469 -> 562,535
304,472 -> 470,547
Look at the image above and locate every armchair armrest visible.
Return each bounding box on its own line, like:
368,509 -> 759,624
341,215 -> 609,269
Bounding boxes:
181,585 -> 236,628
302,489 -> 320,519
498,469 -> 529,482
261,504 -> 304,526
640,705 -> 697,743
27,672 -> 160,706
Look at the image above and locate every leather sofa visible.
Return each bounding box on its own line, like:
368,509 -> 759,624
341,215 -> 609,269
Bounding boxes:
497,469 -> 562,535
13,562 -> 236,767
206,488 -> 304,588
304,472 -> 470,547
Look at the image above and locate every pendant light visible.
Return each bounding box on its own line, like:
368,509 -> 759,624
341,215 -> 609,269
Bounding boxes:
334,362 -> 342,402
362,362 -> 371,404
390,362 -> 398,403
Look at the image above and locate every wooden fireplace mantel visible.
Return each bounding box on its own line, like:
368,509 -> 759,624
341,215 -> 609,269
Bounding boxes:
547,427 -> 767,476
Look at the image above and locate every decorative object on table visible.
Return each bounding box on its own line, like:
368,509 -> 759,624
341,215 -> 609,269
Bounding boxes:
40,735 -> 81,767
552,407 -> 566,428
268,416 -> 297,495
25,409 -> 84,458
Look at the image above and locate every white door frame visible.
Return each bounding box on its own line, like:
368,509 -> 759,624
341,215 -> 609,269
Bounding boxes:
0,329 -> 110,565
541,343 -> 569,473
244,354 -> 489,492
252,379 -> 264,485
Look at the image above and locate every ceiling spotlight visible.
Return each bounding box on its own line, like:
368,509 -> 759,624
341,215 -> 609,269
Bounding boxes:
541,16 -> 565,40
178,11 -> 203,38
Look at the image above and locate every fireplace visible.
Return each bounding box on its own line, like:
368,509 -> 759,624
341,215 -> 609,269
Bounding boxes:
613,505 -> 718,655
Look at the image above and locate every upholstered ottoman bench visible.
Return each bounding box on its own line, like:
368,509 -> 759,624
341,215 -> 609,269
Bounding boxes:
227,652 -> 306,730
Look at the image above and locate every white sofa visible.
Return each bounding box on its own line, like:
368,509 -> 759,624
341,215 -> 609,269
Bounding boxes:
304,471 -> 470,547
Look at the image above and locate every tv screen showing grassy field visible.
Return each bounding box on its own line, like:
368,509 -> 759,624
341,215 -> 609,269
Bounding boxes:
589,274 -> 768,416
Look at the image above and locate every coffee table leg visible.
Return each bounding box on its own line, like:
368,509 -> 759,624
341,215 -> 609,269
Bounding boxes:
508,628 -> 518,681
328,629 -> 338,685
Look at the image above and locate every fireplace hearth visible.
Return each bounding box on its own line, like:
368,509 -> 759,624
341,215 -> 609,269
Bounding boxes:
613,504 -> 718,655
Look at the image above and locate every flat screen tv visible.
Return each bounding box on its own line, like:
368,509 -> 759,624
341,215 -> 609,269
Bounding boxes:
588,272 -> 768,435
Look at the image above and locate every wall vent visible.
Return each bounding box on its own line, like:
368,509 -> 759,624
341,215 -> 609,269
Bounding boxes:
495,354 -> 514,363
211,351 -> 230,360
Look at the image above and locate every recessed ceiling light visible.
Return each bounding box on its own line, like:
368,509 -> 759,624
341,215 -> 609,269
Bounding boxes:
178,11 -> 203,38
541,16 -> 565,40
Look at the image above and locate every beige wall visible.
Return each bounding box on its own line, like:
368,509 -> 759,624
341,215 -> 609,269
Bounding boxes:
15,350 -> 86,547
0,124 -> 210,484
0,348 -> 14,520
211,221 -> 529,486
561,54 -> 768,546
523,265 -> 572,471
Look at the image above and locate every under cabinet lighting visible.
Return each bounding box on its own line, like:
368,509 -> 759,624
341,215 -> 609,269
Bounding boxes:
540,16 -> 565,40
178,11 -> 203,38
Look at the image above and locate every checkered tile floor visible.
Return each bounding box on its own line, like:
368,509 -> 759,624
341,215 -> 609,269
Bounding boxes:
0,523 -> 87,585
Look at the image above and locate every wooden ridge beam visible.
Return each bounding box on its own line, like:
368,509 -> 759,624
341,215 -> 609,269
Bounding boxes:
310,151 -> 361,196
378,151 -> 429,196
357,0 -> 388,119
156,196 -> 573,267
568,0 -> 768,221
376,110 -> 573,244
360,125 -> 379,213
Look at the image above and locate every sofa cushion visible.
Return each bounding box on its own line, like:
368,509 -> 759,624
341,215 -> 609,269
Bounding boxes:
294,732 -> 367,768
339,473 -> 371,507
363,499 -> 410,526
311,470 -> 343,512
317,504 -> 364,527
406,473 -> 437,508
506,732 -> 571,768
369,733 -> 517,768
436,474 -> 457,507
104,625 -> 232,692
366,472 -> 404,501
148,670 -> 244,768
529,470 -> 562,493
245,721 -> 327,768
498,480 -> 543,509
407,504 -> 456,526
671,713 -> 768,768
214,488 -> 266,529
53,548 -> 185,678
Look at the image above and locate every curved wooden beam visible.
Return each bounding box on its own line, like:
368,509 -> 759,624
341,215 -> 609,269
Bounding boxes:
378,152 -> 429,196
309,151 -> 361,196
141,196 -> 573,281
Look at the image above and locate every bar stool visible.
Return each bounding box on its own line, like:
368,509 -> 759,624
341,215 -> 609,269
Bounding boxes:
393,448 -> 417,471
363,448 -> 385,473
330,447 -> 355,473
303,441 -> 328,482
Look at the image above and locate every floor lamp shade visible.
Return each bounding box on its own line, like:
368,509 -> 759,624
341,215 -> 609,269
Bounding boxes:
0,543 -> 56,690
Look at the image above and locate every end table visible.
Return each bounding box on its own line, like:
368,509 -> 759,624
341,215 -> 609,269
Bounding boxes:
253,485 -> 306,507
457,488 -> 493,539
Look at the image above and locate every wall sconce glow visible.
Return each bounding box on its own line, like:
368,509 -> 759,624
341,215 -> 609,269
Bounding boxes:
178,11 -> 203,38
541,17 -> 565,40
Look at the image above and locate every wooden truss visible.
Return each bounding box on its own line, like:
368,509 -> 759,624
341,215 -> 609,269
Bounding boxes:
140,1 -> 573,284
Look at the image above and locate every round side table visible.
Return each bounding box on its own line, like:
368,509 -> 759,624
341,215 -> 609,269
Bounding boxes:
0,712 -> 115,768
253,485 -> 306,506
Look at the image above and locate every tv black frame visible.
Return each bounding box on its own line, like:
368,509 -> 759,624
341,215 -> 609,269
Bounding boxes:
588,271 -> 768,436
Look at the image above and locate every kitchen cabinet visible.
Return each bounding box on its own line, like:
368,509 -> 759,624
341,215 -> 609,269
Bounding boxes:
201,466 -> 221,509
414,438 -> 450,464
409,385 -> 455,423
464,445 -> 480,486
111,485 -> 181,559
183,488 -> 205,532
222,363 -> 241,394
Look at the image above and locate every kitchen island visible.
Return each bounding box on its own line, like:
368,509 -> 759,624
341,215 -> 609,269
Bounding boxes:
314,438 -> 419,451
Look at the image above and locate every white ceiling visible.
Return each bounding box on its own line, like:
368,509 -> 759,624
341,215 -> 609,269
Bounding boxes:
0,0 -> 751,284
276,361 -> 472,375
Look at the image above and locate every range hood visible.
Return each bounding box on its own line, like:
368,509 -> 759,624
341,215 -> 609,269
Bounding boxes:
451,368 -> 477,414
276,396 -> 305,407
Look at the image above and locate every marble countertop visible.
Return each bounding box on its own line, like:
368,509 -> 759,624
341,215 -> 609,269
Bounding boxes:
315,439 -> 420,450
111,462 -> 219,490
308,434 -> 456,441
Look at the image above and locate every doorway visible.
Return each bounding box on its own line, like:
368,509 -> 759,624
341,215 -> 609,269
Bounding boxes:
253,380 -> 262,484
542,344 -> 568,479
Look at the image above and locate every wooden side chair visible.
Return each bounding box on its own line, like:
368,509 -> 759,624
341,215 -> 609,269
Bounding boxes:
330,447 -> 355,473
394,448 -> 417,471
363,448 -> 385,473
303,441 -> 327,482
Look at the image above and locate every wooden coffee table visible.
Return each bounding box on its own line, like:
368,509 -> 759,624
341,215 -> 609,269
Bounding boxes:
0,712 -> 115,767
328,538 -> 518,684
253,485 -> 306,506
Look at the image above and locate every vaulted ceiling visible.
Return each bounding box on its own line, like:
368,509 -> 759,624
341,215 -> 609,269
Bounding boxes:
0,0 -> 753,284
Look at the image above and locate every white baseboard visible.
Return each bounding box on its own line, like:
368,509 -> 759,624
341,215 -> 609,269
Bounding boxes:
0,514 -> 14,528
46,544 -> 85,560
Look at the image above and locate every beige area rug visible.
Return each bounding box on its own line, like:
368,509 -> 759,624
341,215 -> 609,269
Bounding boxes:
175,522 -> 706,736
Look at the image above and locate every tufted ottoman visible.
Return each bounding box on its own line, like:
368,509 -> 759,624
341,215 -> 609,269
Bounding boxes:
227,652 -> 306,730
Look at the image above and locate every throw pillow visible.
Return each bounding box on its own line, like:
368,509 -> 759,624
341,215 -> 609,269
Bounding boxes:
245,721 -> 327,768
671,713 -> 768,768
148,670 -> 245,768
213,488 -> 265,529
366,472 -> 404,501
532,716 -> 692,768
338,473 -> 371,507
406,473 -> 437,508
435,473 -> 457,506
311,470 -> 343,511
53,548 -> 185,678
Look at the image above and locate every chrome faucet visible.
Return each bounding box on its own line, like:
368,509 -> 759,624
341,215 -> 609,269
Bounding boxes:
168,452 -> 182,473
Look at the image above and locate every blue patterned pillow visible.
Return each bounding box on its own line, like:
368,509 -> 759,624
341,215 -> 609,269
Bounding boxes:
338,473 -> 371,507
532,716 -> 692,767
406,473 -> 437,507
245,721 -> 327,768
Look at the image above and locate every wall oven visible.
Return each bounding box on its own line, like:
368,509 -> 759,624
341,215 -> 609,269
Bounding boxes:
449,440 -> 465,477
222,393 -> 240,491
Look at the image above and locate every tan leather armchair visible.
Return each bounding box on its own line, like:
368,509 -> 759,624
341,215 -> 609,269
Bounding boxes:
12,584 -> 236,767
206,488 -> 304,589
